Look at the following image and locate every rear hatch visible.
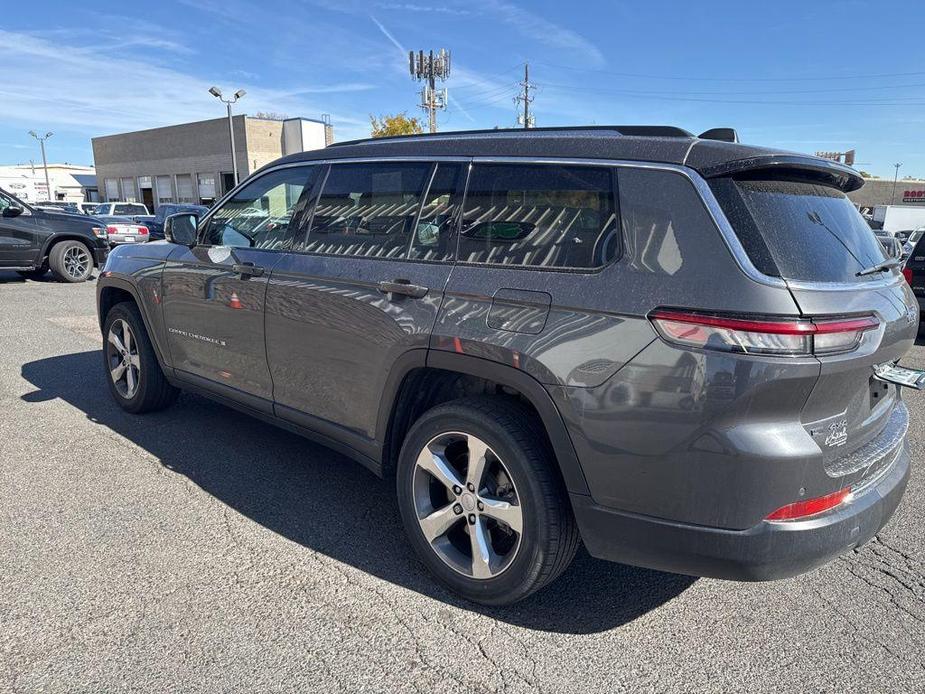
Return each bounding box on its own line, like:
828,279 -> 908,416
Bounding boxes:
710,169 -> 918,491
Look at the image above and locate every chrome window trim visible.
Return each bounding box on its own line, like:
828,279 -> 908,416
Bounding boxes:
201,155 -> 899,291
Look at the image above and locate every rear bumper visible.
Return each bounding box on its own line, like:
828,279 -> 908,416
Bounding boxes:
572,443 -> 910,581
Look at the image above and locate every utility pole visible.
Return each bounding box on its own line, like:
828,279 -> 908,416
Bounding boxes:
892,162 -> 903,205
409,49 -> 450,133
28,131 -> 53,200
209,86 -> 247,185
515,63 -> 535,128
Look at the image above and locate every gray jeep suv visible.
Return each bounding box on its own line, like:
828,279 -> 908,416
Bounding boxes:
96,126 -> 918,605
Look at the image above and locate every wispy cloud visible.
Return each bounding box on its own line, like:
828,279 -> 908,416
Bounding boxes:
0,28 -> 369,139
477,0 -> 604,66
375,2 -> 471,15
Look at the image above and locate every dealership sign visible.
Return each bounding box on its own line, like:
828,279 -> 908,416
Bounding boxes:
903,190 -> 925,203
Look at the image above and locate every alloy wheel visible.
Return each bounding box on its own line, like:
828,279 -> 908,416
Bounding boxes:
63,246 -> 90,280
412,431 -> 523,579
107,319 -> 140,399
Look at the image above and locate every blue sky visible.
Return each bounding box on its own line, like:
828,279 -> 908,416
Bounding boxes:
2,0 -> 924,178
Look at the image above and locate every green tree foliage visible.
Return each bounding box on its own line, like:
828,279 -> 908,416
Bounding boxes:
370,112 -> 423,137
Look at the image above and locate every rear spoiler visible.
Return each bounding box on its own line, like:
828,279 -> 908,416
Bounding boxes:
697,154 -> 865,192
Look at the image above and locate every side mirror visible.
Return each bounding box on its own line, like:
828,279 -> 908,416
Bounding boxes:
164,212 -> 199,246
2,204 -> 24,218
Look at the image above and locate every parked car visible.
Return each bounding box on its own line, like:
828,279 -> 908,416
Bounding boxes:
1,186 -> 109,282
78,202 -> 101,215
903,232 -> 925,319
96,126 -> 920,605
34,201 -> 82,215
93,202 -> 150,216
95,215 -> 150,245
901,226 -> 925,259
132,203 -> 208,240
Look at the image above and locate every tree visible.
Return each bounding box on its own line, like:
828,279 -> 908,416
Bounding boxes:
253,111 -> 288,121
370,112 -> 423,138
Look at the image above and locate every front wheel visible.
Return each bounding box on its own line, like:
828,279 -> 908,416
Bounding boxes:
103,302 -> 178,413
396,397 -> 579,605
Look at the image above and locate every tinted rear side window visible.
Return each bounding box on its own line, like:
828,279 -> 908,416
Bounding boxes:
458,164 -> 619,269
711,177 -> 887,283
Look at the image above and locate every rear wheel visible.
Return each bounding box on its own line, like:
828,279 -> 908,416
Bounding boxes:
396,396 -> 579,605
103,302 -> 178,413
49,240 -> 93,282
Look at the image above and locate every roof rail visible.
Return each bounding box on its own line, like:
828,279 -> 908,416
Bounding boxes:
329,125 -> 694,148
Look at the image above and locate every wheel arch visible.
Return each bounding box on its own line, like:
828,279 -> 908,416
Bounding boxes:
378,350 -> 590,496
97,277 -> 171,372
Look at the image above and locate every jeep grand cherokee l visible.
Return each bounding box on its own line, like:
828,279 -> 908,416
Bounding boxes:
96,126 -> 919,605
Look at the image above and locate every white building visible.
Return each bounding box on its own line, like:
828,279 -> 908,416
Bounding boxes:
0,164 -> 98,203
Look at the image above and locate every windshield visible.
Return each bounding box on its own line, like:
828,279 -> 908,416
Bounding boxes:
711,177 -> 887,283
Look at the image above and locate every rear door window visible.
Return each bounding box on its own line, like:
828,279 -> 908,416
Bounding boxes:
711,177 -> 887,283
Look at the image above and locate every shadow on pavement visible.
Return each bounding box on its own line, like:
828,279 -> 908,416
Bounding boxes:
20,349 -> 695,635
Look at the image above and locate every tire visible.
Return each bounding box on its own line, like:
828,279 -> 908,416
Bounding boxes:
396,396 -> 579,605
48,240 -> 93,283
102,302 -> 179,414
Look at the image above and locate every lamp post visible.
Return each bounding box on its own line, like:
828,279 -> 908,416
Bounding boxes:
28,131 -> 53,200
209,86 -> 246,187
891,162 -> 903,205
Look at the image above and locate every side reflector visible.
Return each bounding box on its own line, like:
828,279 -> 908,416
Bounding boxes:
903,267 -> 913,285
766,488 -> 852,521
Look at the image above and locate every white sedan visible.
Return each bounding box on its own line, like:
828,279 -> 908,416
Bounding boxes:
96,215 -> 151,245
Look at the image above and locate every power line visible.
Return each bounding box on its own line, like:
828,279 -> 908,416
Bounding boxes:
531,59 -> 925,83
514,62 -> 535,128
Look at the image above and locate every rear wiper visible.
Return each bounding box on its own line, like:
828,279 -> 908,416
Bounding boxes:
856,258 -> 902,277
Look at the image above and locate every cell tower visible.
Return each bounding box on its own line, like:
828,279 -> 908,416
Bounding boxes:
409,49 -> 451,133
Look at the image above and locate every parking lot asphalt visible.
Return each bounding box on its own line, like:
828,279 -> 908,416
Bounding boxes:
1,270 -> 924,693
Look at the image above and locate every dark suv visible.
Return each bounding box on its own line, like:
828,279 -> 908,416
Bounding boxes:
96,126 -> 918,605
1,187 -> 110,282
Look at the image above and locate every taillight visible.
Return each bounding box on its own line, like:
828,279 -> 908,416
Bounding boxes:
903,267 -> 913,284
106,225 -> 119,234
137,226 -> 149,235
649,309 -> 879,357
766,487 -> 852,521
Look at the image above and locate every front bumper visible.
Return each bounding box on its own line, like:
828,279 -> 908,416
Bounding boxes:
92,246 -> 109,266
571,443 -> 910,581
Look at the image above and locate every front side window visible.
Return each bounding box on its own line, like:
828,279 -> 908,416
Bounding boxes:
203,166 -> 317,250
458,164 -> 619,269
306,162 -> 431,258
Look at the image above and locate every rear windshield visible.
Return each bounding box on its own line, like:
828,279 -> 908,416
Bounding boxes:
711,177 -> 887,283
114,204 -> 147,215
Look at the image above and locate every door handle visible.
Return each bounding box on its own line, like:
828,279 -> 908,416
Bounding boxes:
233,262 -> 265,279
378,279 -> 428,299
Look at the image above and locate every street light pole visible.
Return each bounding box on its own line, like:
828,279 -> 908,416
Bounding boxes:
209,86 -> 247,186
28,131 -> 53,200
892,162 -> 903,205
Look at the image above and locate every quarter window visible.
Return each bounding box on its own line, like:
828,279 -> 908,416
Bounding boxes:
458,164 -> 619,269
203,166 -> 317,250
306,162 -> 431,258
